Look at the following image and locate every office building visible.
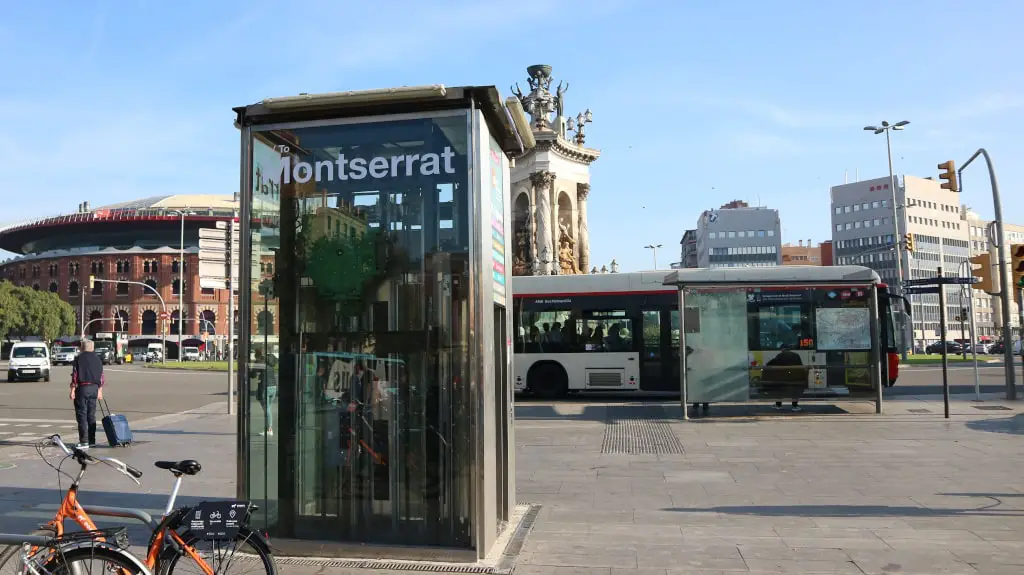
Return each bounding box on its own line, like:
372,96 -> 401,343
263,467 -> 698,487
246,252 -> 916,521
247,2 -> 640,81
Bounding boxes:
962,209 -> 1023,339
694,200 -> 781,269
679,229 -> 698,268
831,175 -> 972,349
781,239 -> 823,266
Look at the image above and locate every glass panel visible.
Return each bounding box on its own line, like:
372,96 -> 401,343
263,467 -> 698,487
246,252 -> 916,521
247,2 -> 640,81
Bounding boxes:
683,288 -> 750,402
244,113 -> 474,548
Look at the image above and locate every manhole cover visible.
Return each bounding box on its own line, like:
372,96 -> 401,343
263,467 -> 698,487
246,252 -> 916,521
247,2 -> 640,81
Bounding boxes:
908,408 -> 931,413
972,405 -> 1012,411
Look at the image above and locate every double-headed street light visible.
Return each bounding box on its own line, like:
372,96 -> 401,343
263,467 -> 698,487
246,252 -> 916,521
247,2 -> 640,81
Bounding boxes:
644,244 -> 663,269
864,120 -> 910,358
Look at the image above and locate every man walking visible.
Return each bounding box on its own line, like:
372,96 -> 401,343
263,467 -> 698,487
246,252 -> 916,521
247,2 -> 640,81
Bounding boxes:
70,339 -> 104,449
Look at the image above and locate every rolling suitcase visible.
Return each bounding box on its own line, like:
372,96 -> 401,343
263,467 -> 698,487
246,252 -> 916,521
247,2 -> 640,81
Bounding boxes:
100,399 -> 133,447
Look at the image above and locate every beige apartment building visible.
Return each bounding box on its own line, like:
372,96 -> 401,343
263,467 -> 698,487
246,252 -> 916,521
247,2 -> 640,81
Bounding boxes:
832,173 -> 1021,349
781,239 -> 823,265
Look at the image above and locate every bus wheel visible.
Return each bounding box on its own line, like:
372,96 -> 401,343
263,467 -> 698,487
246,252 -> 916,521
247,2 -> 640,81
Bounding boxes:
529,363 -> 568,399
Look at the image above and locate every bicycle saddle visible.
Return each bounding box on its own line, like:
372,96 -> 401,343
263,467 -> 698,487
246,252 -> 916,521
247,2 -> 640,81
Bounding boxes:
155,459 -> 202,476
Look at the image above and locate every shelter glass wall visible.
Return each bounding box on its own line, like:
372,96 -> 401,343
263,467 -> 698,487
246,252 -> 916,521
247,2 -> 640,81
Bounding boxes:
683,285 -> 880,402
241,112 -> 482,549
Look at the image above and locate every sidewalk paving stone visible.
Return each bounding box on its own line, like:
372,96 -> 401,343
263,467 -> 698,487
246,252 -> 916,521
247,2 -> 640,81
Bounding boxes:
1,396 -> 1022,573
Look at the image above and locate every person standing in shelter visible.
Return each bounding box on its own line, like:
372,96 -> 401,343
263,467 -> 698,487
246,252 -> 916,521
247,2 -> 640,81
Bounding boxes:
70,339 -> 105,449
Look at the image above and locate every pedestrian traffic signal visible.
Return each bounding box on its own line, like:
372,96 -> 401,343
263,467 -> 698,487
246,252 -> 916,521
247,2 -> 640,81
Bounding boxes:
1011,244 -> 1024,288
937,160 -> 958,192
969,253 -> 994,294
904,233 -> 915,252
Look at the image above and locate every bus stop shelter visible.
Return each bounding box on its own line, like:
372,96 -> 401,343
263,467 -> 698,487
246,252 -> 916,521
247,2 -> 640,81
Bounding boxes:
663,266 -> 886,419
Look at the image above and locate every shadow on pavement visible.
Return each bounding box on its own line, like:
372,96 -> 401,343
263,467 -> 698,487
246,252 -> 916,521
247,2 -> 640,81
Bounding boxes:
965,413 -> 1024,436
134,429 -> 234,437
665,502 -> 1024,518
0,486 -> 214,542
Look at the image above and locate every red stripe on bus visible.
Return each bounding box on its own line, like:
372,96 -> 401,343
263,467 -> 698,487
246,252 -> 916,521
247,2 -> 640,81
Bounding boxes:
511,285 -> 875,299
512,290 -> 677,298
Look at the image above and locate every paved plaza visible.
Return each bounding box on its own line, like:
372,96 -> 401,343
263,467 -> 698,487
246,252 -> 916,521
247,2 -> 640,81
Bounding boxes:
0,391 -> 1021,574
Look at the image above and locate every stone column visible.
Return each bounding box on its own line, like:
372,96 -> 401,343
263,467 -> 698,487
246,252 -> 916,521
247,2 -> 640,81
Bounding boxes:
577,183 -> 590,273
531,171 -> 555,275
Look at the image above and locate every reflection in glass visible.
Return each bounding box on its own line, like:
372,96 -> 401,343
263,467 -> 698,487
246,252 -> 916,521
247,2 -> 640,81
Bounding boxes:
244,113 -> 475,548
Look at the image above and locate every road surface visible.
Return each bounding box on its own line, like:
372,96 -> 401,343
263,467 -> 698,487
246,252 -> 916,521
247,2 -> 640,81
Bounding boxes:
0,364 -> 227,447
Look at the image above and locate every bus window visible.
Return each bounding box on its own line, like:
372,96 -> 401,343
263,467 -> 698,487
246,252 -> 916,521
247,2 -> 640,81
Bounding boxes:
580,310 -> 632,352
516,309 -> 572,353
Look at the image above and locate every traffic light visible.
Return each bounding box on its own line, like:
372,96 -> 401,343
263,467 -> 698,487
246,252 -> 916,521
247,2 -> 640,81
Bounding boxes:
937,160 -> 958,192
904,233 -> 915,252
969,253 -> 994,294
88,275 -> 95,289
1011,244 -> 1024,288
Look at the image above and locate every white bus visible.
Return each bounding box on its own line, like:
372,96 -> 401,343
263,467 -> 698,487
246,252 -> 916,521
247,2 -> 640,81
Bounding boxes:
512,267 -> 903,399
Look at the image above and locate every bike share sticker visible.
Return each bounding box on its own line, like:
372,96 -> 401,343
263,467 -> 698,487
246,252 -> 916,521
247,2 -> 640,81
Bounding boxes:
189,501 -> 250,540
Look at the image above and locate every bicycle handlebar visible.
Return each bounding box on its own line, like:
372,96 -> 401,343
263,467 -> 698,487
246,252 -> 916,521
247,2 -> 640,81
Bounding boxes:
47,434 -> 143,484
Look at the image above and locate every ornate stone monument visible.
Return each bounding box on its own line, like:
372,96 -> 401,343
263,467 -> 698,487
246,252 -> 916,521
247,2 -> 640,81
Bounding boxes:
510,65 -> 600,276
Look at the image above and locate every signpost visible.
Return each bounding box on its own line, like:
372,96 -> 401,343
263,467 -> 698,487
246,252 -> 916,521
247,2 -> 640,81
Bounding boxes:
908,267 -> 979,418
198,219 -> 241,415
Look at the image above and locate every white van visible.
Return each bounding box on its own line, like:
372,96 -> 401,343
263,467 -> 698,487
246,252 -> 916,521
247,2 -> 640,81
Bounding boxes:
7,342 -> 51,382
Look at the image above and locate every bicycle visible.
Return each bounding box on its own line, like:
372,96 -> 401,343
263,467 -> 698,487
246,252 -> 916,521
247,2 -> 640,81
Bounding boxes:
0,527 -> 151,574
0,435 -> 276,575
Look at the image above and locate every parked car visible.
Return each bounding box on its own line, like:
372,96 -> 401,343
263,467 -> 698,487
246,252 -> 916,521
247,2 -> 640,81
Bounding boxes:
181,346 -> 201,361
96,348 -> 114,365
52,346 -> 78,365
7,342 -> 51,382
925,341 -> 962,355
972,343 -> 988,354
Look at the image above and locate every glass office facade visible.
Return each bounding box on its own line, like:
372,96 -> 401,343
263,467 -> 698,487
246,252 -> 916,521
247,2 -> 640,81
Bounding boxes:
237,105 -> 514,556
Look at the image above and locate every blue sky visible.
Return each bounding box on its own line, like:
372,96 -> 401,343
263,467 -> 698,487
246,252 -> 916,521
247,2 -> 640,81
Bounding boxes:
1,0 -> 1021,270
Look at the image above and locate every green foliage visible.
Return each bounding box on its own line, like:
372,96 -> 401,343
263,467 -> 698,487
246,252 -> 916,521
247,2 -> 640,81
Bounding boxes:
0,281 -> 25,339
306,230 -> 379,303
0,280 -> 77,340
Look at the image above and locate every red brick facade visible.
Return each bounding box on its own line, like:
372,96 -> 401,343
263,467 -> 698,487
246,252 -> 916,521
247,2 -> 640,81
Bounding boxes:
1,251 -> 276,338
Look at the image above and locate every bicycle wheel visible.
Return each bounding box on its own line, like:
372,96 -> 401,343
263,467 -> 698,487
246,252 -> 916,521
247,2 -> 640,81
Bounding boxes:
158,527 -> 276,575
0,528 -> 55,574
45,545 -> 148,574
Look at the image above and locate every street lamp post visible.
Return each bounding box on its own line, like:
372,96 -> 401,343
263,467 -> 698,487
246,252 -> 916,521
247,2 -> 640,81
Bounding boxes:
865,120 -> 910,359
92,278 -> 167,365
168,209 -> 194,357
644,244 -> 663,269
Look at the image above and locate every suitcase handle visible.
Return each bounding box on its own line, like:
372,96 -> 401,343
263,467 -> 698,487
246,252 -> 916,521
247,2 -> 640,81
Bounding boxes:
99,398 -> 112,418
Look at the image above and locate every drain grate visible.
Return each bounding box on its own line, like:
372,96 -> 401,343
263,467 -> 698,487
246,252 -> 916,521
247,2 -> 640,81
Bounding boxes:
602,405 -> 685,455
908,408 -> 932,413
493,504 -> 541,574
972,405 -> 1012,411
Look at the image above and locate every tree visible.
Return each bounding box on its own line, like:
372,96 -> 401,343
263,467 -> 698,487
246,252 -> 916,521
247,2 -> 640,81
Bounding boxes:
0,280 -> 26,340
0,280 -> 76,341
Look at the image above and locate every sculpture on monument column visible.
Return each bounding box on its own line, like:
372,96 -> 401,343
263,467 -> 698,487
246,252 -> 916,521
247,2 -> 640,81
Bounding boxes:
558,227 -> 579,275
513,226 -> 530,276
514,65 -> 557,130
554,81 -> 568,119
